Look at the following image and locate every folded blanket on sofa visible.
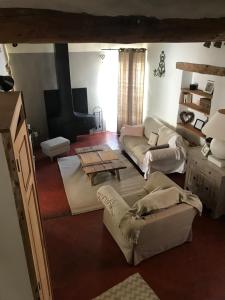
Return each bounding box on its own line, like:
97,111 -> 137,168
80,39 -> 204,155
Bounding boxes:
131,186 -> 202,217
131,186 -> 180,216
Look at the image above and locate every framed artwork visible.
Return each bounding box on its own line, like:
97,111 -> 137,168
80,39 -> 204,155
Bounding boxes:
194,119 -> 205,130
204,80 -> 214,94
201,144 -> 210,157
180,111 -> 195,124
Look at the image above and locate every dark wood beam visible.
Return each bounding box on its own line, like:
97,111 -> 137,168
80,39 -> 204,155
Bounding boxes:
176,62 -> 225,76
1,8 -> 225,43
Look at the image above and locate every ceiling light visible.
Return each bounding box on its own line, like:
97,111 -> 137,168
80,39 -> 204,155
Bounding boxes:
203,41 -> 211,48
214,41 -> 222,48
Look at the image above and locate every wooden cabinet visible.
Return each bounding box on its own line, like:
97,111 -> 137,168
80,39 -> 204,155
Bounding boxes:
185,147 -> 225,218
0,92 -> 52,299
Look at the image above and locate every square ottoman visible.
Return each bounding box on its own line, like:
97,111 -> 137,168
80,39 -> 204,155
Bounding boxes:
40,137 -> 70,161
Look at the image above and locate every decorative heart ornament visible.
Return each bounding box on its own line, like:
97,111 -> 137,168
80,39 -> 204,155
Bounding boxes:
180,111 -> 195,124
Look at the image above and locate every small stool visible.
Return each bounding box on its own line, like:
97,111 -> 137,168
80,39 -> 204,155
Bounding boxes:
40,137 -> 70,161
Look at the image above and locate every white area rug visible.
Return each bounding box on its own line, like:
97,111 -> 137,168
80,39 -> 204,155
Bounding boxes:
93,273 -> 160,300
57,151 -> 145,215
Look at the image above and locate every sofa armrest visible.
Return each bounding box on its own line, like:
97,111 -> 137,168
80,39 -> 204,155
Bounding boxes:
97,185 -> 130,226
148,147 -> 180,162
137,204 -> 197,242
144,171 -> 182,193
133,203 -> 197,265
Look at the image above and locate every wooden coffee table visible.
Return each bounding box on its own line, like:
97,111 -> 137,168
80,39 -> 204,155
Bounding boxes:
75,145 -> 127,185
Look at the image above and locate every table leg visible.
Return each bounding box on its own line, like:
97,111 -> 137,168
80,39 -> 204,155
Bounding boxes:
116,169 -> 120,181
90,174 -> 96,186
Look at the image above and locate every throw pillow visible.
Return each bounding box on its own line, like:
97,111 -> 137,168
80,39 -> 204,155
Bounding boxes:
157,126 -> 178,145
132,187 -> 181,217
122,125 -> 144,137
148,132 -> 159,146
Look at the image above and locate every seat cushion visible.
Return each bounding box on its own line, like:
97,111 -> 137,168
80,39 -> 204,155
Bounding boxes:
132,144 -> 149,164
40,137 -> 70,151
122,135 -> 148,152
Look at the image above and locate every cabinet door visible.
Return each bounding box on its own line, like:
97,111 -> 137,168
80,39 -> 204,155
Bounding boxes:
185,161 -> 218,211
14,121 -> 51,300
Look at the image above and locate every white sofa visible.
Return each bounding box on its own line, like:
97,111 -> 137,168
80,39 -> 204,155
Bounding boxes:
97,171 -> 201,265
119,117 -> 187,177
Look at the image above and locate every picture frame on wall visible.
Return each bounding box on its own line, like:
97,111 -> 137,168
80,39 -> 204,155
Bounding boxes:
201,144 -> 210,157
194,118 -> 205,130
204,80 -> 214,94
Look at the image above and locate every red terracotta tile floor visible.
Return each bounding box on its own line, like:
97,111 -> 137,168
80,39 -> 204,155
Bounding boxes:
36,132 -> 225,300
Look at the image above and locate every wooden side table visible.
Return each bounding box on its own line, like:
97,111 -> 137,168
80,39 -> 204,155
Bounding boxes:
185,147 -> 225,218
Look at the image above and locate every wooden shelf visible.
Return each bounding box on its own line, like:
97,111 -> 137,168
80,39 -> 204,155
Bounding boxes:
176,62 -> 225,77
180,102 -> 209,115
177,123 -> 205,138
182,88 -> 213,99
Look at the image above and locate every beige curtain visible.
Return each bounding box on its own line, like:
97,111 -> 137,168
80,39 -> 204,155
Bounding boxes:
117,48 -> 146,132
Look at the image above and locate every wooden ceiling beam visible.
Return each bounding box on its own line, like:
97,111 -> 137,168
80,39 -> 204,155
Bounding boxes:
1,8 -> 225,43
176,62 -> 225,76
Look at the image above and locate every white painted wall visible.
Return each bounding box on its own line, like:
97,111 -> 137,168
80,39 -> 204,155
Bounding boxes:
0,45 -> 8,75
95,51 -> 119,132
69,51 -> 118,132
10,42 -> 225,136
0,135 -> 33,300
8,43 -> 147,136
9,52 -> 57,142
146,43 -> 225,127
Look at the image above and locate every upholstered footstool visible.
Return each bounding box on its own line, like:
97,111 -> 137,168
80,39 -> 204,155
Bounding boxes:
40,137 -> 70,161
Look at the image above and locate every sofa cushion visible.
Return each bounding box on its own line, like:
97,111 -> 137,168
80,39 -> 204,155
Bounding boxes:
143,117 -> 163,139
122,135 -> 148,152
132,144 -> 150,163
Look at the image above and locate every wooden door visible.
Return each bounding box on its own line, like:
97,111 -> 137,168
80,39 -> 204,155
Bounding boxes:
13,120 -> 51,300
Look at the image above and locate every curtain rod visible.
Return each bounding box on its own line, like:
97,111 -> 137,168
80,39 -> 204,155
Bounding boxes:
101,48 -> 119,50
101,48 -> 146,51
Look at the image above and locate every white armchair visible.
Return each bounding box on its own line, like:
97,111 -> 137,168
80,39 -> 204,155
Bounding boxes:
97,171 -> 201,265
